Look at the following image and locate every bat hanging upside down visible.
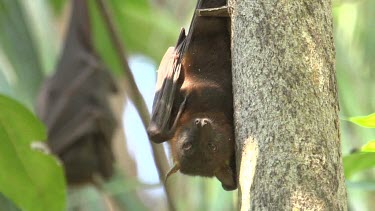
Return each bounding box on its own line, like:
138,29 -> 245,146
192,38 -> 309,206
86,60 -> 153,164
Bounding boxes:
147,0 -> 237,191
36,0 -> 117,185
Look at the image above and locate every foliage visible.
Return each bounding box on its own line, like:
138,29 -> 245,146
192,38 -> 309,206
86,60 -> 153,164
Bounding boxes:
0,94 -> 66,211
90,0 -> 180,75
344,113 -> 375,179
344,151 -> 375,179
349,113 -> 375,128
0,0 -> 192,210
0,0 -> 45,108
334,0 -> 375,209
0,0 -> 374,210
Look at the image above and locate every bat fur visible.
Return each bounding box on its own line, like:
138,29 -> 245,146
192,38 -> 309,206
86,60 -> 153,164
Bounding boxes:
147,0 -> 236,190
36,0 -> 117,184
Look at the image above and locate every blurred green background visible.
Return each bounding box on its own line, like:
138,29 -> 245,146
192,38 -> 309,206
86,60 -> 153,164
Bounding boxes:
0,0 -> 374,210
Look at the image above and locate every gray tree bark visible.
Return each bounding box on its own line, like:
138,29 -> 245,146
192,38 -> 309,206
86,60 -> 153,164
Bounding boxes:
228,0 -> 347,210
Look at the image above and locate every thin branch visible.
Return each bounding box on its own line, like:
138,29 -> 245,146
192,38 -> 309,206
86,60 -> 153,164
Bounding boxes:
94,0 -> 176,210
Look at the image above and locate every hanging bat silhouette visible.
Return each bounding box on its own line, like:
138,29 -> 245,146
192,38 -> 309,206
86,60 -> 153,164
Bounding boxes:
36,0 -> 117,184
147,0 -> 236,190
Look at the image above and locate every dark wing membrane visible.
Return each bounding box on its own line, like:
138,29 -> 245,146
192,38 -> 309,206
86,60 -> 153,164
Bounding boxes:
147,30 -> 187,143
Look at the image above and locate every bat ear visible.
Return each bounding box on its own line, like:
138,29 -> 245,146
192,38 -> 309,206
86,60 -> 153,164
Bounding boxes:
176,28 -> 186,47
215,165 -> 237,191
165,163 -> 180,183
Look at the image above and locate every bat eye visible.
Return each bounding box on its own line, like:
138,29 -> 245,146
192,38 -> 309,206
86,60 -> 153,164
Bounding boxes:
182,142 -> 192,151
208,143 -> 217,152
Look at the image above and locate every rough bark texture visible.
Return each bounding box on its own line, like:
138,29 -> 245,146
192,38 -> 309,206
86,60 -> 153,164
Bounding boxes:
228,0 -> 347,210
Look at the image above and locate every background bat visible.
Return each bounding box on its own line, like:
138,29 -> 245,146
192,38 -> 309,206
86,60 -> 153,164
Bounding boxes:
36,0 -> 117,184
147,0 -> 236,190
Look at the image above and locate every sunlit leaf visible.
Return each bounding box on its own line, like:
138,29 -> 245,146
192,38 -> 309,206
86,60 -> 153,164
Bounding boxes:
349,112 -> 375,128
361,140 -> 375,152
0,94 -> 66,211
343,152 -> 375,179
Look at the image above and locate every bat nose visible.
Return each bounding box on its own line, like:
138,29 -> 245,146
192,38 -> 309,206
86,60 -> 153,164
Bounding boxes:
194,118 -> 213,148
194,118 -> 212,128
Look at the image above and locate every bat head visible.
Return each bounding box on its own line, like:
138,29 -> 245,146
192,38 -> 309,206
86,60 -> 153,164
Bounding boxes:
169,114 -> 237,190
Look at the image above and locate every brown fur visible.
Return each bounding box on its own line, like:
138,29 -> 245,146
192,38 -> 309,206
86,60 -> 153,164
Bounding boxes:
36,0 -> 116,185
148,0 -> 236,190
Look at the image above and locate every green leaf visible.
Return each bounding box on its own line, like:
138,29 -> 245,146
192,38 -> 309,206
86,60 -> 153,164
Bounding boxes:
0,0 -> 44,107
343,152 -> 375,179
0,94 -> 66,211
109,0 -> 180,61
349,112 -> 375,128
21,0 -> 60,75
361,140 -> 375,152
0,193 -> 20,211
0,64 -> 14,98
46,0 -> 66,15
89,0 -> 180,75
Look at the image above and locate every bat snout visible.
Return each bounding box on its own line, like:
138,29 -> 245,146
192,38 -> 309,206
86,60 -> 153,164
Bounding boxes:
194,118 -> 212,128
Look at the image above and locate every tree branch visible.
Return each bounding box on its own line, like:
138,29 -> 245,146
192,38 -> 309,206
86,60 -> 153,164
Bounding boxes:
229,0 -> 347,209
94,0 -> 176,210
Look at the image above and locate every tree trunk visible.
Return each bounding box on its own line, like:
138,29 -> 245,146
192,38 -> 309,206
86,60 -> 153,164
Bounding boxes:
228,0 -> 347,210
